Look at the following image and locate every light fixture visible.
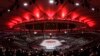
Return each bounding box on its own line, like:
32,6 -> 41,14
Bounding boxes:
75,2 -> 80,6
64,31 -> 67,34
23,2 -> 28,7
91,7 -> 95,11
7,9 -> 11,12
80,48 -> 83,51
34,31 -> 37,34
49,33 -> 52,35
49,0 -> 54,4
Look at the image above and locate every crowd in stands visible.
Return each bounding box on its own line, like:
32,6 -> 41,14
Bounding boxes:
0,32 -> 100,56
0,44 -> 100,56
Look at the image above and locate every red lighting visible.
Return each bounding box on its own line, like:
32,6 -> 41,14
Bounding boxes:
46,10 -> 55,19
7,5 -> 96,29
11,20 -> 18,24
23,13 -> 30,21
8,23 -> 14,28
87,22 -> 95,27
57,7 -> 68,20
61,8 -> 68,18
36,13 -> 40,18
14,17 -> 22,23
33,7 -> 41,18
83,19 -> 91,23
79,17 -> 87,22
71,13 -> 79,21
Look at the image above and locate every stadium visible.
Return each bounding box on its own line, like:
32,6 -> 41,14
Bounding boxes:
0,0 -> 100,56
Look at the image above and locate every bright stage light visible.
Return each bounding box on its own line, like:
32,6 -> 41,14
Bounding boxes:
34,32 -> 37,34
49,0 -> 54,4
91,7 -> 95,11
75,2 -> 80,6
23,2 -> 28,6
7,9 -> 11,12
